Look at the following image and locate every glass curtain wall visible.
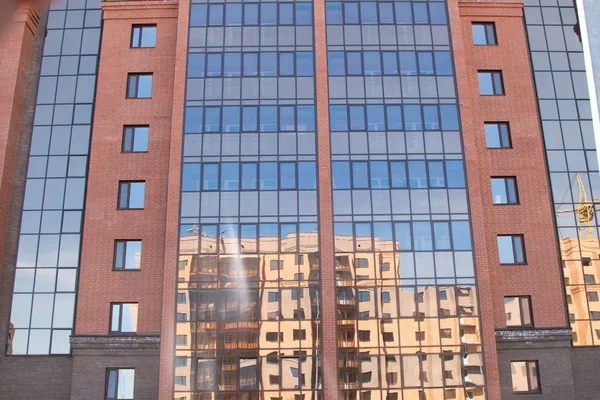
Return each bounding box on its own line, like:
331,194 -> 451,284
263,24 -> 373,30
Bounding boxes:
325,0 -> 486,398
7,0 -> 102,355
175,1 -> 322,398
524,0 -> 600,345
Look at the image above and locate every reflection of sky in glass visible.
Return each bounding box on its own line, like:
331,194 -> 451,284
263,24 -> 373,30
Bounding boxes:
497,236 -> 514,264
118,369 -> 135,398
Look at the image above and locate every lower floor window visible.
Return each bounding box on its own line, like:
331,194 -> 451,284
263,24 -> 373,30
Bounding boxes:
106,368 -> 135,400
511,361 -> 540,393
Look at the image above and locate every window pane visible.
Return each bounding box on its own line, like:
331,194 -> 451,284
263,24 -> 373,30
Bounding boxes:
332,162 -> 351,189
260,163 -> 277,190
352,162 -> 369,188
370,161 -> 389,188
511,362 -> 528,392
221,163 -> 239,190
497,236 -> 515,264
137,75 -> 152,98
203,164 -> 219,190
117,369 -> 135,399
328,52 -> 345,75
129,182 -> 145,208
472,24 -> 487,45
242,163 -> 257,190
491,178 -> 508,204
280,163 -> 296,189
121,304 -> 138,332
125,241 -> 141,270
390,161 -> 407,188
478,72 -> 494,95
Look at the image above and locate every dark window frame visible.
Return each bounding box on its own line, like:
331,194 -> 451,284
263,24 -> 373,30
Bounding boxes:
131,24 -> 157,48
504,295 -> 534,328
113,240 -> 142,271
491,176 -> 519,205
498,234 -> 527,265
109,302 -> 138,334
126,73 -> 153,99
117,181 -> 146,210
122,125 -> 149,153
511,360 -> 541,393
484,122 -> 512,149
472,22 -> 497,45
478,70 -> 505,95
105,368 -> 135,400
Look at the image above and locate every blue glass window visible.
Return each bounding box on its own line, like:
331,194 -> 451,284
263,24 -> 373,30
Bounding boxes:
413,3 -> 429,24
222,106 -> 240,133
260,106 -> 277,132
280,106 -> 295,131
204,107 -> 221,132
452,221 -> 472,250
190,4 -> 207,27
330,106 -> 348,131
260,162 -> 277,190
383,52 -> 399,75
279,3 -> 294,25
298,162 -> 316,189
434,52 -> 452,76
296,52 -> 313,76
244,4 -> 258,25
280,163 -> 296,189
347,52 -> 363,75
206,53 -> 222,77
352,162 -> 369,189
242,163 -> 257,190
394,222 -> 412,251
221,163 -> 239,191
326,3 -> 343,24
279,53 -> 294,76
423,106 -> 439,130
395,2 -> 412,24
367,105 -> 385,131
370,161 -> 389,189
203,164 -> 219,190
445,161 -> 465,188
242,106 -> 258,132
363,52 -> 381,76
404,105 -> 422,131
349,106 -> 366,130
328,52 -> 345,76
408,161 -> 427,188
413,222 -> 432,250
418,52 -> 434,75
297,106 -> 315,131
428,161 -> 445,188
390,161 -> 407,188
188,53 -> 205,78
360,3 -> 378,24
208,4 -> 224,26
225,4 -> 242,26
379,3 -> 395,24
260,52 -> 277,77
296,3 -> 313,25
332,162 -> 351,189
223,53 -> 241,77
429,3 -> 447,25
243,53 -> 258,76
261,3 -> 277,25
440,105 -> 459,130
433,222 -> 451,250
182,164 -> 201,191
386,105 -> 403,130
344,2 -> 359,24
399,52 -> 417,75
184,107 -> 202,133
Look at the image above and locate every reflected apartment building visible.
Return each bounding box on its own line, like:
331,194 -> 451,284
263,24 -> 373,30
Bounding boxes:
1,0 -> 600,399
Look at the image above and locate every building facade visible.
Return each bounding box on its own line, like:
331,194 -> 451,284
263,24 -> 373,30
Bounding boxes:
0,0 -> 599,399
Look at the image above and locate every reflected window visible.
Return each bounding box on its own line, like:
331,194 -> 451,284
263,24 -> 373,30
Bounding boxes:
114,240 -> 142,270
511,361 -> 540,393
126,73 -> 153,98
491,177 -> 518,204
106,368 -> 135,400
484,122 -> 511,149
497,235 -> 526,264
478,71 -> 504,95
131,25 -> 156,48
504,296 -> 533,327
472,22 -> 497,45
122,126 -> 148,152
118,181 -> 145,209
110,303 -> 138,333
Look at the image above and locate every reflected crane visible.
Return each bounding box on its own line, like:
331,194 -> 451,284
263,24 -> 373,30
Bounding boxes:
556,172 -> 600,238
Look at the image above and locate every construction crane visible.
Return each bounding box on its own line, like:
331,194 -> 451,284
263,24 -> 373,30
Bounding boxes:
556,172 -> 600,238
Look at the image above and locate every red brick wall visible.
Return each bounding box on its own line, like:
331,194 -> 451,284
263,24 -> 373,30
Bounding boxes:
75,1 -> 179,335
0,7 -> 39,277
449,0 -> 569,398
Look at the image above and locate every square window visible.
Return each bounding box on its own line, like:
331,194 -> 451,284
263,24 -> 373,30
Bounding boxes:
504,296 -> 533,327
110,303 -> 138,333
478,70 -> 504,95
441,329 -> 452,338
484,122 -> 511,149
177,293 -> 186,304
293,329 -> 306,340
118,181 -> 145,209
106,368 -> 135,400
491,177 -> 519,204
584,274 -> 596,284
497,235 -> 526,264
127,73 -> 153,98
358,330 -> 371,341
511,361 -> 540,393
439,290 -> 447,300
268,292 -> 279,302
588,291 -> 599,302
122,126 -> 149,152
415,331 -> 425,341
472,22 -> 497,45
114,240 -> 142,270
131,25 -> 156,48
381,292 -> 391,303
382,332 -> 394,342
295,254 -> 304,265
270,260 -> 283,270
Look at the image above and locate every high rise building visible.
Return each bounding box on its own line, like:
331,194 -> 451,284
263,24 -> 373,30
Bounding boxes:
0,0 -> 599,398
